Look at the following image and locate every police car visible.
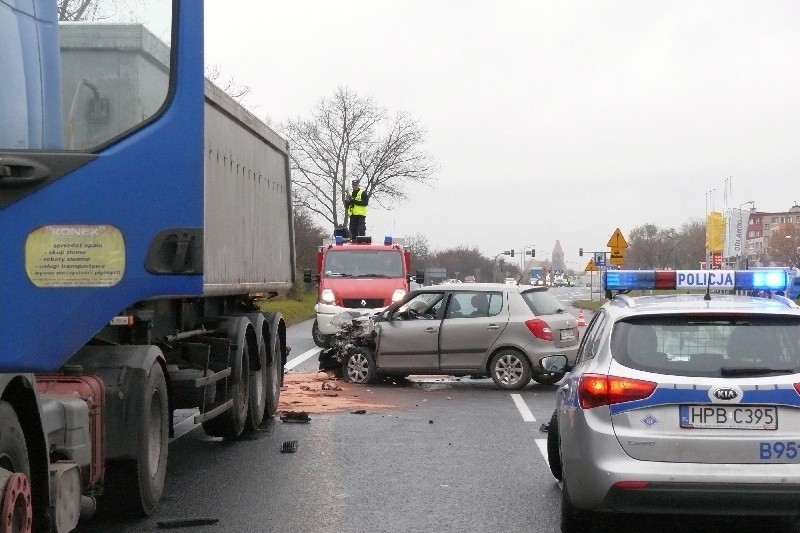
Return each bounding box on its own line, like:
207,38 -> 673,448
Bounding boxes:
540,269 -> 800,531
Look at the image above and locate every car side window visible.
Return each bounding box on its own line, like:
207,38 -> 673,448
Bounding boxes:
445,292 -> 501,319
574,310 -> 606,366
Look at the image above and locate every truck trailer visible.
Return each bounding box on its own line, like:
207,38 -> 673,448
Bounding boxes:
0,3 -> 293,531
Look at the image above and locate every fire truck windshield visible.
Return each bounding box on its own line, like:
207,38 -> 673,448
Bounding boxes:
324,250 -> 404,278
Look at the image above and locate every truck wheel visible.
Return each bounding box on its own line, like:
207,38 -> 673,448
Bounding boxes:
489,349 -> 532,390
342,348 -> 376,384
264,334 -> 282,418
202,339 -> 250,440
312,320 -> 331,348
0,401 -> 32,532
246,336 -> 268,431
104,361 -> 168,516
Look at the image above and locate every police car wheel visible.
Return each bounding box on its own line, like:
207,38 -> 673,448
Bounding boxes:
546,410 -> 563,481
489,349 -> 532,390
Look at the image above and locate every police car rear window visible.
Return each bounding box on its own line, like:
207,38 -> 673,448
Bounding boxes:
610,314 -> 800,377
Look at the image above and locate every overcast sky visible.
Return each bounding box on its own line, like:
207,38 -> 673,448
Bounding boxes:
205,1 -> 800,269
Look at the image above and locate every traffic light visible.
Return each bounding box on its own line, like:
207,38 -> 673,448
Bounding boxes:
579,248 -> 583,256
510,250 -> 514,257
531,249 -> 535,257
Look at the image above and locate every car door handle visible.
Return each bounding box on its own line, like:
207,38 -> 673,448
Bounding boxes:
486,324 -> 500,330
425,327 -> 437,333
0,157 -> 50,187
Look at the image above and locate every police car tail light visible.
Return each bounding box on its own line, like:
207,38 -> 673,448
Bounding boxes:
578,374 -> 657,409
525,319 -> 553,341
794,384 -> 800,395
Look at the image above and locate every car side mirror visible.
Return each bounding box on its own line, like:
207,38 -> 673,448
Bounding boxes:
539,354 -> 569,373
303,268 -> 317,284
415,269 -> 425,284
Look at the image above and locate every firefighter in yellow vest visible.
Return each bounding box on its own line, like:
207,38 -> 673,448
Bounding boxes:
345,179 -> 369,239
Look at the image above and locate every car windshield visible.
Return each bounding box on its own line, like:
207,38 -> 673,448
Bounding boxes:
610,314 -> 800,377
324,250 -> 404,278
521,289 -> 564,315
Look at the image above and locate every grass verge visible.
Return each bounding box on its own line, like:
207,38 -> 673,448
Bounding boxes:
258,288 -> 316,325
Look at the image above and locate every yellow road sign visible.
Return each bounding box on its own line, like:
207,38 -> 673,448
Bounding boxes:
607,228 -> 628,248
609,254 -> 624,265
611,246 -> 624,257
584,259 -> 598,271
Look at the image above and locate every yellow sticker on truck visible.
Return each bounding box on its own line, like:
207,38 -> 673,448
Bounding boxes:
25,225 -> 125,287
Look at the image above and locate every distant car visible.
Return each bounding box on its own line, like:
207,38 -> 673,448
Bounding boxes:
542,269 -> 800,531
553,277 -> 567,287
443,278 -> 462,284
463,275 -> 476,283
346,283 -> 580,389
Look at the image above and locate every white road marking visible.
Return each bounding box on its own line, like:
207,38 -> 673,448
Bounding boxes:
510,393 -> 536,422
535,438 -> 548,464
285,347 -> 322,370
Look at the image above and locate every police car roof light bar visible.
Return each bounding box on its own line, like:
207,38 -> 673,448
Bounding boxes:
603,270 -> 789,292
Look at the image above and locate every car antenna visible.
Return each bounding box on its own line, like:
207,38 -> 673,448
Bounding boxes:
704,270 -> 712,301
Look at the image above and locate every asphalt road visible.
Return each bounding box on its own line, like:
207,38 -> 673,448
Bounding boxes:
74,287 -> 798,533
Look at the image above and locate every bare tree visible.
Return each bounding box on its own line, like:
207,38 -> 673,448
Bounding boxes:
205,65 -> 251,103
293,208 -> 329,275
624,224 -> 662,269
57,0 -> 146,22
767,224 -> 800,267
283,87 -> 435,230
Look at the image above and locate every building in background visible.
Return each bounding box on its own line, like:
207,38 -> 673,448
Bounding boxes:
745,203 -> 800,265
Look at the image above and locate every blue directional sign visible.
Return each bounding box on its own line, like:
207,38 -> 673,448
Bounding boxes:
594,252 -> 605,266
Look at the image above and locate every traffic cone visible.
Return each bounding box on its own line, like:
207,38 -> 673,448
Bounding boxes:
577,310 -> 586,327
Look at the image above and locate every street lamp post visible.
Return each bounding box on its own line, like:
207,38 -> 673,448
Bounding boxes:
738,201 -> 755,269
493,251 -> 511,283
520,244 -> 536,271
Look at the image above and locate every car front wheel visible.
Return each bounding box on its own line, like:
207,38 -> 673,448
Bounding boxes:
342,347 -> 377,384
489,349 -> 531,390
312,320 -> 332,348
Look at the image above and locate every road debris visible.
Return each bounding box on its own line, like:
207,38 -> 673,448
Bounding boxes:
280,411 -> 311,423
281,440 -> 299,453
157,517 -> 219,529
351,409 -> 366,415
277,372 -> 397,414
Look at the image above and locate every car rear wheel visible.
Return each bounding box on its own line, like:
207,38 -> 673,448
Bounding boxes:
342,348 -> 376,384
489,349 -> 531,390
546,410 -> 563,481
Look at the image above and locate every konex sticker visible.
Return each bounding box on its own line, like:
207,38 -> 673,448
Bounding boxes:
641,414 -> 659,428
26,225 -> 125,287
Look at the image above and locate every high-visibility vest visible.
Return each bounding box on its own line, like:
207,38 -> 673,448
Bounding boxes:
348,189 -> 367,217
